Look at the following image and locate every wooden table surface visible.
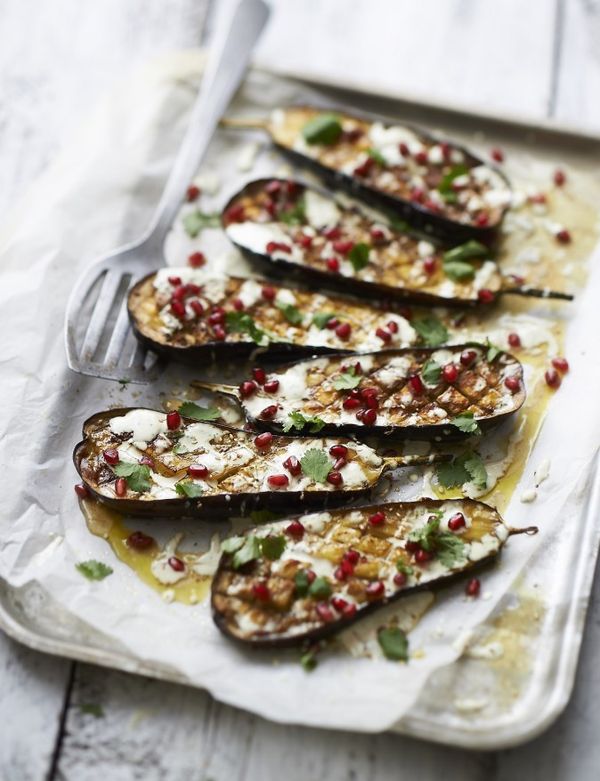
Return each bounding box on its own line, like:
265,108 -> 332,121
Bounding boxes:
2,1 -> 600,778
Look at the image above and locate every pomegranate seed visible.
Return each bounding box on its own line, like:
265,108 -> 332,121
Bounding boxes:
208,311 -> 225,326
368,511 -> 386,527
466,577 -> 481,597
168,556 -> 185,572
306,570 -> 316,583
354,159 -> 373,177
508,332 -> 521,348
394,572 -> 407,587
363,394 -> 379,410
239,380 -> 257,398
74,483 -> 89,499
252,367 -> 266,384
387,320 -> 399,334
265,180 -> 281,194
370,227 -> 386,241
354,362 -> 363,374
326,257 -> 340,273
556,229 -> 571,244
491,147 -> 504,163
261,285 -> 276,301
171,284 -> 186,301
408,375 -> 424,395
478,289 -> 495,303
425,199 -> 441,213
167,411 -> 181,430
333,240 -> 354,255
168,275 -> 182,286
283,455 -> 302,476
127,531 -> 154,550
186,184 -> 200,201
366,581 -> 385,598
212,325 -> 226,341
504,376 -> 521,393
333,457 -> 347,471
415,549 -> 433,564
232,297 -> 244,311
334,566 -> 348,581
411,187 -> 425,203
329,445 -> 348,459
254,432 -> 273,450
442,364 -> 458,383
139,455 -> 154,468
545,369 -> 561,389
103,449 -> 119,465
264,198 -> 277,217
327,470 -> 343,486
170,299 -> 186,318
266,240 -> 291,254
323,226 -> 341,240
415,150 -> 428,165
554,169 -> 566,186
285,181 -> 299,196
188,464 -> 209,478
331,596 -> 349,612
376,327 -> 391,343
335,322 -> 351,340
267,474 -> 289,488
224,204 -> 245,223
260,405 -> 278,420
552,357 -> 569,373
423,257 -> 436,275
297,233 -> 313,248
190,299 -> 204,317
405,541 -> 420,553
460,349 -> 477,367
475,212 -> 490,227
359,408 -> 377,425
316,602 -> 334,622
399,142 -> 410,156
264,380 -> 280,393
343,397 -> 361,410
188,251 -> 205,268
285,520 -> 305,538
185,283 -> 202,296
253,581 -> 270,601
529,193 -> 547,205
448,512 -> 466,531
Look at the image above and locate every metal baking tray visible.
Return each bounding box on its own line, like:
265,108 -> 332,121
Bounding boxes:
2,63 -> 600,749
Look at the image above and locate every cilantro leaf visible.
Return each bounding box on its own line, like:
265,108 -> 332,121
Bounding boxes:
276,301 -> 304,326
443,259 -> 476,282
408,511 -> 443,551
437,164 -> 469,203
260,535 -> 286,561
283,411 -> 326,434
435,532 -> 467,567
232,536 -> 261,569
348,242 -> 370,272
182,210 -> 219,237
450,412 -> 481,436
367,147 -> 387,166
178,402 -> 220,421
312,311 -> 336,329
300,449 -> 332,483
436,451 -> 488,490
76,560 -> 113,581
308,576 -> 332,599
412,315 -> 448,347
300,650 -> 318,672
443,240 -> 490,265
332,366 -> 361,391
302,114 -> 343,145
485,339 -> 502,362
279,197 -> 306,225
396,560 -> 414,576
294,570 -> 311,597
113,462 -> 151,493
225,311 -> 267,344
175,480 -> 204,498
422,359 -> 442,385
221,536 -> 245,554
463,452 -> 488,489
377,627 -> 409,661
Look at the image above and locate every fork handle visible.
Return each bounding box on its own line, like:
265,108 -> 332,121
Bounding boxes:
149,0 -> 270,242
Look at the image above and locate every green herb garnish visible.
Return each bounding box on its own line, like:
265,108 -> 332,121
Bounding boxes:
412,315 -> 448,347
450,411 -> 481,436
76,560 -> 113,581
308,576 -> 332,599
222,534 -> 285,568
443,240 -> 489,264
422,359 -> 442,385
178,402 -> 221,421
312,311 -> 336,329
302,113 -> 343,145
485,339 -> 502,362
300,650 -> 318,672
332,366 -> 361,391
113,462 -> 152,493
175,481 -> 204,498
182,210 -> 220,237
436,451 -> 488,490
377,627 -> 409,661
437,164 -> 469,203
225,311 -> 267,344
396,560 -> 414,576
283,411 -> 326,434
276,301 -> 304,326
367,147 -> 387,166
348,242 -> 370,272
231,536 -> 261,569
435,532 -> 467,567
294,570 -> 311,597
407,511 -> 444,551
443,260 -> 477,282
260,535 -> 286,561
300,449 -> 332,483
279,197 -> 306,225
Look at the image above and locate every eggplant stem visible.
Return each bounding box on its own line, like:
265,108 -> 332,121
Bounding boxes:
501,287 -> 574,302
190,380 -> 240,399
507,525 -> 539,536
382,453 -> 452,469
220,116 -> 269,131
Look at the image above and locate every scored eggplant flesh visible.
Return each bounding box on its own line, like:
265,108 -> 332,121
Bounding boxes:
212,499 -> 509,647
127,268 -> 417,362
74,408 -> 406,518
265,107 -> 512,240
223,178 -> 502,307
235,345 -> 525,440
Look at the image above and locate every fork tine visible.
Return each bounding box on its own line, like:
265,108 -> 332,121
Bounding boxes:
104,298 -> 133,367
79,270 -> 125,361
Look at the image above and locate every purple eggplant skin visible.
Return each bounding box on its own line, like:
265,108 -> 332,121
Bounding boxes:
73,409 -> 381,520
211,499 -> 504,649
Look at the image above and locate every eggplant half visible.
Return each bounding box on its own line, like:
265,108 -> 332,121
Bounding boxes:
223,179 -> 573,307
74,407 -> 440,519
223,107 -> 512,241
127,267 -> 417,364
195,345 -> 525,441
212,499 -> 509,647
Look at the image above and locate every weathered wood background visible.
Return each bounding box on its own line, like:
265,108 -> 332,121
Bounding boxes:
1,0 -> 600,778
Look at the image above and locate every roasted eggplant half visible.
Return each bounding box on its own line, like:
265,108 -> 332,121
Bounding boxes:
223,179 -> 572,307
74,407 -> 441,518
212,499 -> 509,647
127,267 -> 417,364
195,345 -> 525,441
223,107 -> 512,241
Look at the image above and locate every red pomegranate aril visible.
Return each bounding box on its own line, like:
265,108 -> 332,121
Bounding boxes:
285,520 -> 305,538
423,257 -> 436,275
285,181 -> 298,196
188,251 -> 206,268
370,227 -> 386,241
297,233 -> 312,248
327,470 -> 343,486
188,464 -> 209,479
171,299 -> 186,319
460,349 -> 477,367
265,179 -> 281,194
364,394 -> 379,410
331,596 -> 349,612
335,322 -> 351,340
529,192 -> 547,205
231,297 -> 244,311
254,432 -> 273,450
466,577 -> 481,597
186,184 -> 200,201
139,455 -> 154,468
260,405 -> 278,420
424,199 -> 441,213
316,602 -> 334,622
354,160 -> 372,177
332,240 -> 354,255
264,198 -> 277,217
556,229 -> 571,244
394,572 -> 407,587
475,212 -> 490,227
387,320 -> 399,334
360,408 -> 377,425
171,284 -> 186,301
189,299 -> 204,317
405,540 -> 420,553
343,550 -> 360,567
266,240 -> 291,254
306,570 -> 316,584
552,357 -> 569,373
127,531 -> 154,551
252,581 -> 270,602
167,410 -> 181,430
442,364 -> 458,383
415,549 -> 433,564
408,375 -> 424,395
341,558 -> 355,578
366,581 -> 385,598
168,275 -> 182,286
478,288 -> 495,304
545,369 -> 561,389
411,187 -> 425,203
329,445 -> 348,459
212,325 -> 226,341
333,457 -> 347,471
491,147 -> 504,163
208,311 -> 225,326
415,150 -> 428,165
376,327 -> 391,343
224,204 -> 246,224
283,455 -> 302,476
399,142 -> 410,156
554,169 -> 566,186
103,448 -> 119,465
334,565 -> 347,582
239,380 -> 257,398
115,476 -> 127,497
343,397 -> 361,410
264,380 -> 280,394
326,257 -> 340,273
167,556 -> 184,572
368,511 -> 386,527
267,474 -> 289,488
252,367 -> 266,385
261,285 -> 276,301
74,483 -> 89,499
448,512 -> 466,531
504,376 -> 520,393
508,332 -> 521,348
323,226 -> 341,240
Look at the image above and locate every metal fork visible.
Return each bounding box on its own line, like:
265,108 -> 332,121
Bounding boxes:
64,0 -> 270,383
